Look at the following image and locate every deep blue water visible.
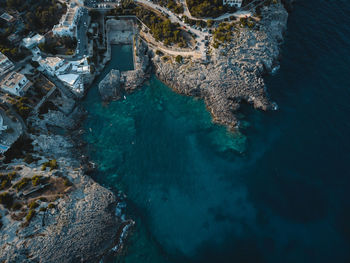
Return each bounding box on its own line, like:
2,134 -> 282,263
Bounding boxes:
82,1 -> 350,262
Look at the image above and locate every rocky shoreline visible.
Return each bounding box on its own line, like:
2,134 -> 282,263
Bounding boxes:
155,3 -> 288,130
99,35 -> 152,101
0,91 -> 133,262
1,2 -> 290,261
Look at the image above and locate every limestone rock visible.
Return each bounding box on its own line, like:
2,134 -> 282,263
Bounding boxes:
99,69 -> 122,101
155,3 -> 288,130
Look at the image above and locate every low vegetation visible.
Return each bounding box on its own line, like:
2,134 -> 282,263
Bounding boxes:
0,0 -> 67,34
28,200 -> 39,210
175,55 -> 183,63
0,172 -> 16,190
212,22 -> 235,47
136,7 -> 188,47
38,36 -> 77,55
31,175 -> 43,186
0,192 -> 14,209
8,97 -> 31,119
25,209 -> 35,222
153,0 -> 184,14
41,159 -> 58,171
13,177 -> 31,191
186,0 -> 236,18
111,2 -> 188,47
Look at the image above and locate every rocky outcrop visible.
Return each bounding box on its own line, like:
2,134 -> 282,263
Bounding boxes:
0,91 -> 131,263
155,3 -> 288,129
0,169 -> 121,263
99,36 -> 151,101
99,69 -> 123,101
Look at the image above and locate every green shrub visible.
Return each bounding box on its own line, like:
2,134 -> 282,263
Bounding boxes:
63,178 -> 73,187
11,202 -> 22,210
28,201 -> 39,210
42,159 -> 58,171
8,171 -> 17,180
48,203 -> 55,209
0,192 -> 13,208
0,172 -> 16,189
175,55 -> 183,63
0,179 -> 10,190
26,209 -> 35,222
13,178 -> 30,191
41,163 -> 47,171
39,207 -> 47,212
31,175 -> 43,186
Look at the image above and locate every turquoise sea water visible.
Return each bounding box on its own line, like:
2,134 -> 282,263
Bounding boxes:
82,1 -> 350,262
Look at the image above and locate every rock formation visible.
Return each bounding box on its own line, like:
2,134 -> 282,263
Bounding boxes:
99,36 -> 151,101
155,3 -> 288,129
99,69 -> 123,101
0,92 -> 131,263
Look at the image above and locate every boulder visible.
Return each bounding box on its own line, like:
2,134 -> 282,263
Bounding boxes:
99,69 -> 122,101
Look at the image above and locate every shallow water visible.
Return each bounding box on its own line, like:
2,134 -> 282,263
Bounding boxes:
82,1 -> 350,262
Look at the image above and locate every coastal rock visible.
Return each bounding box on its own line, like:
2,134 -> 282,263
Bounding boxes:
0,90 -> 128,262
0,167 -> 122,263
155,3 -> 288,129
99,37 -> 151,101
99,69 -> 122,101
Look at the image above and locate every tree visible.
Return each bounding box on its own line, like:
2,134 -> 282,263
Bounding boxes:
175,55 -> 183,63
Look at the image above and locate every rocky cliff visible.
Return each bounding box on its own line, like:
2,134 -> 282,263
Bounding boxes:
0,93 -> 131,263
99,69 -> 123,101
155,2 -> 288,129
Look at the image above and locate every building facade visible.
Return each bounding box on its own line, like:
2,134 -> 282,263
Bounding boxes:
38,57 -> 65,76
22,34 -> 45,49
0,71 -> 32,96
0,52 -> 15,78
52,5 -> 83,37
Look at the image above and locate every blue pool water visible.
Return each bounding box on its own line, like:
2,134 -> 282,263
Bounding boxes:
82,1 -> 350,262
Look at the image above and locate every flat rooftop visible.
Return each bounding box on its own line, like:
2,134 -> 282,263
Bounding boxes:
40,57 -> 63,68
1,71 -> 26,89
0,52 -> 9,63
0,12 -> 14,22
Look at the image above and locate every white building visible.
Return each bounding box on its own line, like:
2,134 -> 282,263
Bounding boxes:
0,52 -> 15,78
223,0 -> 242,8
38,56 -> 66,76
70,57 -> 90,74
0,71 -> 32,96
22,34 -> 45,49
57,73 -> 84,93
58,73 -> 80,87
52,5 -> 83,37
0,12 -> 14,23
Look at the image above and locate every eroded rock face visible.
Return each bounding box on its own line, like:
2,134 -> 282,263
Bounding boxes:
155,3 -> 288,129
99,69 -> 122,101
0,94 -> 126,263
0,170 -> 121,263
